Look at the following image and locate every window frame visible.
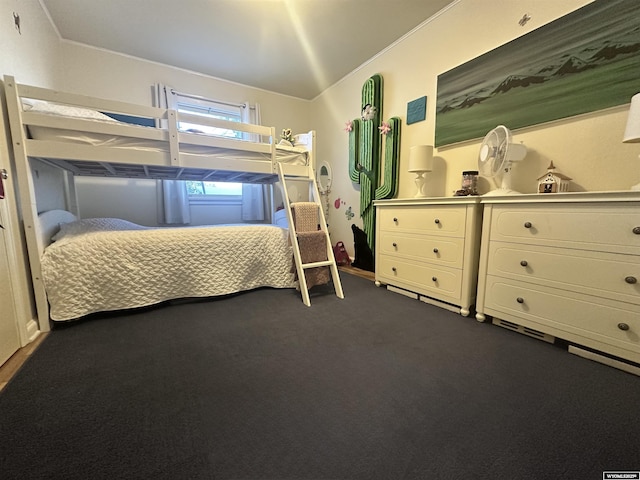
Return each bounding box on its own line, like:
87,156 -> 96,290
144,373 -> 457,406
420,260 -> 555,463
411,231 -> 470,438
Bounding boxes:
185,180 -> 243,206
171,92 -> 246,204
188,193 -> 242,206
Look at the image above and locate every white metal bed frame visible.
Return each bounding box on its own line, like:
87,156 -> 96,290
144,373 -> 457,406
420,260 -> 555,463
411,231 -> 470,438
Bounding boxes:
3,75 -> 317,331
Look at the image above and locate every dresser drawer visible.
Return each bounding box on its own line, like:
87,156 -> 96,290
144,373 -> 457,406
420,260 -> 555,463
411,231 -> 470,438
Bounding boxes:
377,254 -> 462,300
378,231 -> 464,268
483,275 -> 640,361
378,206 -> 466,237
487,242 -> 640,305
490,205 -> 640,254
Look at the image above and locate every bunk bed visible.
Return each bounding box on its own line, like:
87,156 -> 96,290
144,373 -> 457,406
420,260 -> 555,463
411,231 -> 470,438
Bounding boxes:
4,75 -> 318,330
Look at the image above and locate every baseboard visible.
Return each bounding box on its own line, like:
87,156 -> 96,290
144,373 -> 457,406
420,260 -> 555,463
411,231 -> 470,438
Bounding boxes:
568,345 -> 640,377
0,332 -> 48,392
25,319 -> 40,344
338,266 -> 375,281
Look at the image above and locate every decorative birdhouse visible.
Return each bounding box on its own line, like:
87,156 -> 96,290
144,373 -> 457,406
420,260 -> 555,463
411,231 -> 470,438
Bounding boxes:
537,161 -> 571,193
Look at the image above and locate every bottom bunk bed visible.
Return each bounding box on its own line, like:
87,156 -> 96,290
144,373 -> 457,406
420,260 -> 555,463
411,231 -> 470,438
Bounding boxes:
38,210 -> 296,321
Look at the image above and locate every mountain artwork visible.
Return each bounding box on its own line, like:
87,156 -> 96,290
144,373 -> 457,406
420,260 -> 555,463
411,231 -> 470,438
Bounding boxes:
435,0 -> 640,147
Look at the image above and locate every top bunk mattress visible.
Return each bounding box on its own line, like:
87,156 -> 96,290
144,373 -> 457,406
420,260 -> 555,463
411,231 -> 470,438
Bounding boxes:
21,97 -> 310,166
28,125 -> 309,165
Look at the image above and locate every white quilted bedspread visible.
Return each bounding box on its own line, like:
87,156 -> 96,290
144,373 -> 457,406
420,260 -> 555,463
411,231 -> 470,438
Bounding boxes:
41,218 -> 295,321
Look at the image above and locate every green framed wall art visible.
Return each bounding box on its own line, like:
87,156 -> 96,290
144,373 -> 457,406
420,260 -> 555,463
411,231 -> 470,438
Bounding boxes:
435,0 -> 640,147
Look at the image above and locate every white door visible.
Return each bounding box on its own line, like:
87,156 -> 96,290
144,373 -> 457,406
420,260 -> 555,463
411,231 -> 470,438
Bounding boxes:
0,204 -> 20,367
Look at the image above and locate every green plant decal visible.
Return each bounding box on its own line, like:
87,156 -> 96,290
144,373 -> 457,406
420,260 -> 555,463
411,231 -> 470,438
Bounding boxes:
348,74 -> 401,254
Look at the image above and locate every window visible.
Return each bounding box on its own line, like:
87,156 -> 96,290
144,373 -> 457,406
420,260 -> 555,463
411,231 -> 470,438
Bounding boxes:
176,100 -> 242,139
173,93 -> 245,203
159,85 -> 261,206
186,181 -> 242,196
186,180 -> 242,205
171,91 -> 244,139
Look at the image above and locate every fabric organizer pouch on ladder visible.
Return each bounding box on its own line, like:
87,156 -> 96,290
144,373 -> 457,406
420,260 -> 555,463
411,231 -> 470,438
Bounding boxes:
291,202 -> 330,289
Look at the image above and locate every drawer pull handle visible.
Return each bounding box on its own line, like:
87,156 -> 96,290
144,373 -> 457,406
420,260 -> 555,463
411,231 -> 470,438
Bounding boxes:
516,297 -> 524,304
625,276 -> 637,284
433,248 -> 439,253
520,260 -> 528,267
618,323 -> 630,331
393,217 -> 398,223
391,267 -> 397,272
434,218 -> 440,224
392,242 -> 397,248
524,222 -> 532,229
432,276 -> 438,282
633,226 -> 640,235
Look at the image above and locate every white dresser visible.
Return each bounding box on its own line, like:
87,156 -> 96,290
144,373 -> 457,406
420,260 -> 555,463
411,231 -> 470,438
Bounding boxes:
476,192 -> 640,368
374,197 -> 483,316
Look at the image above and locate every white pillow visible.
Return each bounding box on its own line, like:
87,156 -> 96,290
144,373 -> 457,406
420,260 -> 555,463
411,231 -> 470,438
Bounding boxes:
21,98 -> 36,110
52,218 -> 146,241
22,99 -> 117,123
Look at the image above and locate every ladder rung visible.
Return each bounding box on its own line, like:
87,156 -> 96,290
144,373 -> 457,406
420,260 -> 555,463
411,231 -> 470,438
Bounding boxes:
302,260 -> 333,269
282,175 -> 314,182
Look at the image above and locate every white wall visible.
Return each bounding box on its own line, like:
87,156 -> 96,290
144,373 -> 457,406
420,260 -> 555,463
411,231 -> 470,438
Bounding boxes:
75,177 -> 260,227
0,0 -> 62,87
30,159 -> 68,211
75,178 -> 158,225
58,42 -> 312,135
0,0 -> 64,210
312,0 -> 640,258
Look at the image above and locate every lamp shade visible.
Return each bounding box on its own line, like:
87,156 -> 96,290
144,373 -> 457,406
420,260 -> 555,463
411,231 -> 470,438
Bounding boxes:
408,145 -> 434,172
623,92 -> 640,143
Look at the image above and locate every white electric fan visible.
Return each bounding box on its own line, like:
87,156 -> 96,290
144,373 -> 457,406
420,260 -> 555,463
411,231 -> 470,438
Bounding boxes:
478,125 -> 527,195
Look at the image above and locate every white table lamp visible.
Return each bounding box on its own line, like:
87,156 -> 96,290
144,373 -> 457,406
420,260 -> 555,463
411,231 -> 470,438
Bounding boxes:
623,92 -> 640,191
408,145 -> 434,198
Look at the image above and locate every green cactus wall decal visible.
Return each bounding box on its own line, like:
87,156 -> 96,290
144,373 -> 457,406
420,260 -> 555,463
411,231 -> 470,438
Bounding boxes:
348,74 -> 401,254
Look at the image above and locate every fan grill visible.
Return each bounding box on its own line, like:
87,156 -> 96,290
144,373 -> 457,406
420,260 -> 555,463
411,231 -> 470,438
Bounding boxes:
477,125 -> 527,195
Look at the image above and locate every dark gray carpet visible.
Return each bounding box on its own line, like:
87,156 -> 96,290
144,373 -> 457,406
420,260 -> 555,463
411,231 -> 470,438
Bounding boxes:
1,273 -> 639,479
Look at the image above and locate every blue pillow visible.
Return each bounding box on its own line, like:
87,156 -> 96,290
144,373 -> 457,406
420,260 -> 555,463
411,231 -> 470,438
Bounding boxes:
101,112 -> 155,127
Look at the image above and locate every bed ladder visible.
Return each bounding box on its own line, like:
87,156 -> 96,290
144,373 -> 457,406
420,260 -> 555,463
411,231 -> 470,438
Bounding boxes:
276,163 -> 344,306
